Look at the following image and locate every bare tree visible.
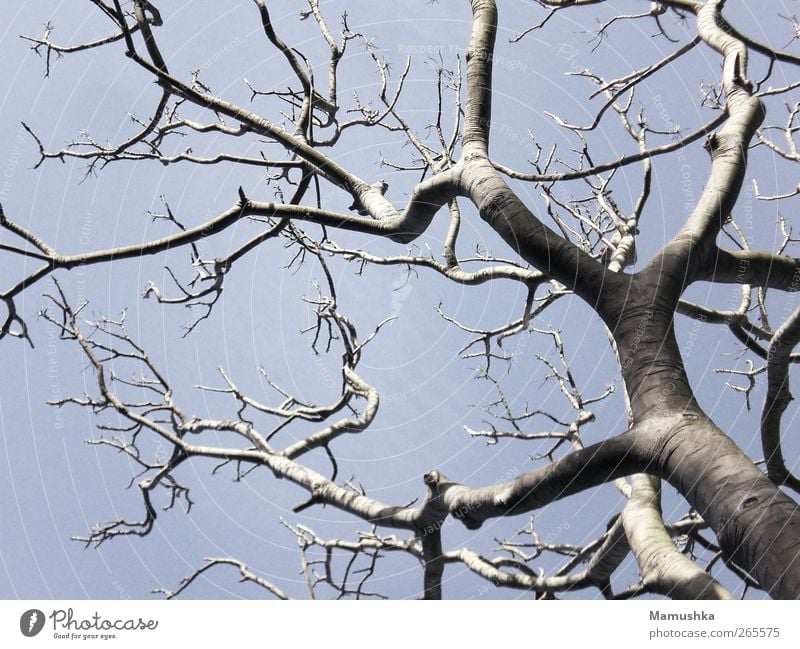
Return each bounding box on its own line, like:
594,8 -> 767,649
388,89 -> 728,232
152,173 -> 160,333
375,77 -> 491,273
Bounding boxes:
3,0 -> 800,599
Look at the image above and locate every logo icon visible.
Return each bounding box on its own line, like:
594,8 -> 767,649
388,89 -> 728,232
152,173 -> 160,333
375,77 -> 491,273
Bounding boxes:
20,609 -> 45,637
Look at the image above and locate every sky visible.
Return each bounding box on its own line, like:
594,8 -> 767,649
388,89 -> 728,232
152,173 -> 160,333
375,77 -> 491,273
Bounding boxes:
0,0 -> 799,600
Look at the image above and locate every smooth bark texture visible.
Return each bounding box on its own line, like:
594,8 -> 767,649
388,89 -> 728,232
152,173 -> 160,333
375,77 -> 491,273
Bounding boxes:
5,0 -> 800,599
622,475 -> 733,599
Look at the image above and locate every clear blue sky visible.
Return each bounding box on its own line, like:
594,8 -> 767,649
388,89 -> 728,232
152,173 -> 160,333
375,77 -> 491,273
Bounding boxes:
0,0 -> 797,599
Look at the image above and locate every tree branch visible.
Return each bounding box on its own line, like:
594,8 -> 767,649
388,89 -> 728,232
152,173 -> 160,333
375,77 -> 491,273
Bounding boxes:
761,307 -> 800,494
423,432 -> 641,530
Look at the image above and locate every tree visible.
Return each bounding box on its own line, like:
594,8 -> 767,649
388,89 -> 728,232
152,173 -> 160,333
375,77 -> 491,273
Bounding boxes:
2,0 -> 800,600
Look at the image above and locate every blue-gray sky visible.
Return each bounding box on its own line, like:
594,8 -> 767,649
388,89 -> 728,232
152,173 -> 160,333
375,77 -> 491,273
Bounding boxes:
1,0 -> 798,599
